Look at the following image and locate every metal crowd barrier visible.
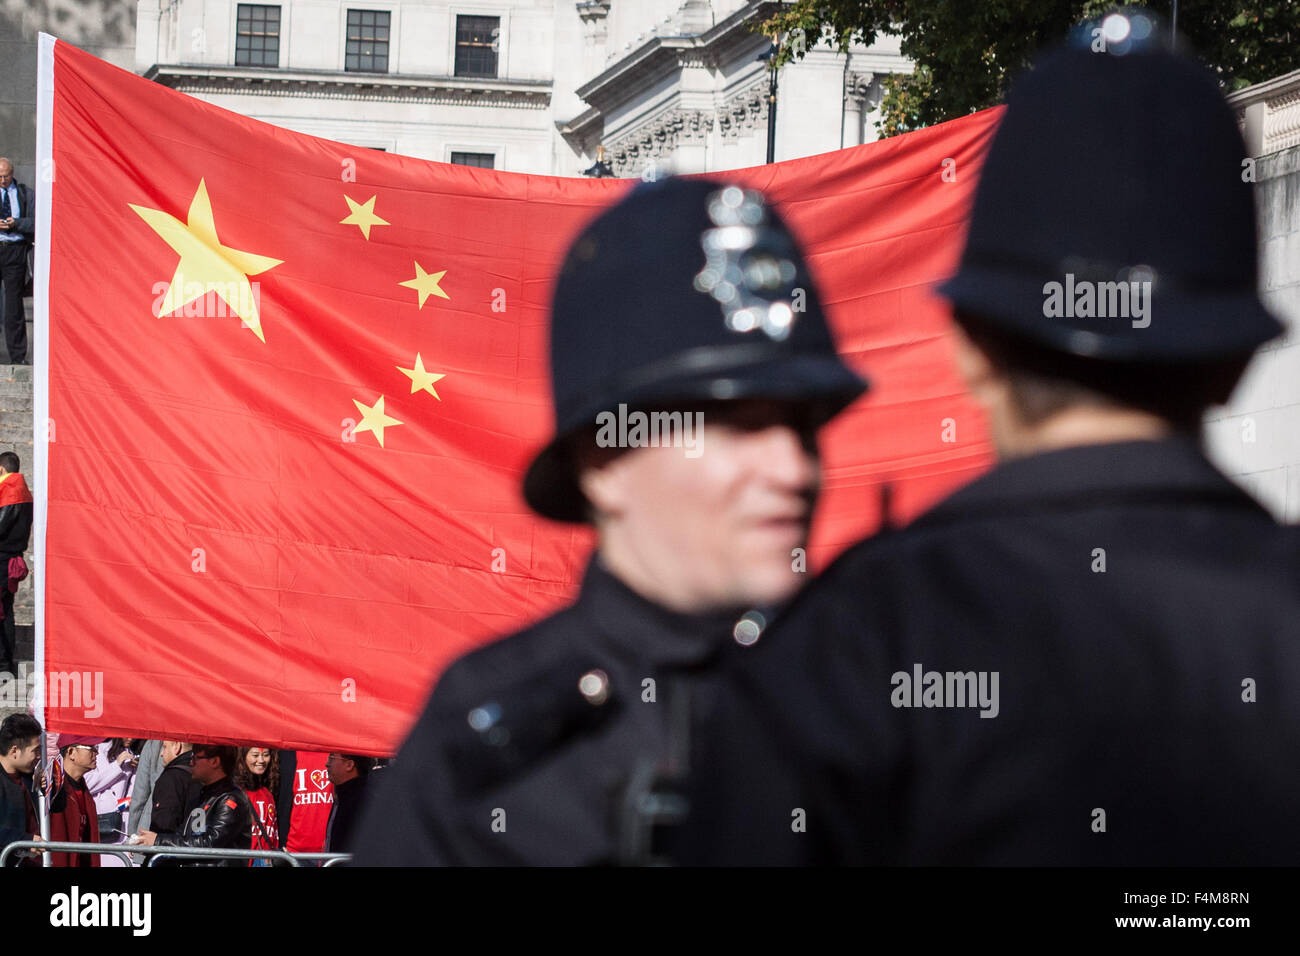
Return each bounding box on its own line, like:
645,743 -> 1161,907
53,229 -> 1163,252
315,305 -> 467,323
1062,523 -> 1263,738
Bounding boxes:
0,840 -> 352,867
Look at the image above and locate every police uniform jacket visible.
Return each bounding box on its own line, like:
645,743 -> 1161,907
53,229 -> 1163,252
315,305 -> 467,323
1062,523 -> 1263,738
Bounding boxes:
354,558 -> 743,865
682,437 -> 1300,865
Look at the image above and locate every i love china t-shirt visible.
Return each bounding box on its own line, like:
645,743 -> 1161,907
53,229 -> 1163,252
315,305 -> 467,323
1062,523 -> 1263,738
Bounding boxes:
285,751 -> 333,853
244,786 -> 279,850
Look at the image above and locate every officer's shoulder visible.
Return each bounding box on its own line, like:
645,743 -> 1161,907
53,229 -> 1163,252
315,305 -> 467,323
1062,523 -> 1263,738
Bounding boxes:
426,601 -> 589,713
804,524 -> 930,599
402,603 -> 621,794
760,524 -> 949,658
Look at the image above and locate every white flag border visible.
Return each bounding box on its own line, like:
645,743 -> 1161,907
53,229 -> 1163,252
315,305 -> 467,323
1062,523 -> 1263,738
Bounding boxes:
33,30 -> 56,860
33,32 -> 55,738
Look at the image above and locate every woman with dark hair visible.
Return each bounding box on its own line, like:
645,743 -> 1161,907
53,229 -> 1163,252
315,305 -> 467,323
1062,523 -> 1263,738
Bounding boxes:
235,746 -> 280,865
85,737 -> 140,866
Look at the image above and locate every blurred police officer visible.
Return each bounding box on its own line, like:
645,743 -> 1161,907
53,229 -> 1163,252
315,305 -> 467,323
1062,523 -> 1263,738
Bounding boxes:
682,22 -> 1300,865
353,176 -> 867,865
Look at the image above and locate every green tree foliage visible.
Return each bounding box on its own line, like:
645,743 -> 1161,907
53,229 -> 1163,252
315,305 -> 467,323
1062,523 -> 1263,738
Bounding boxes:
760,1 -> 1299,137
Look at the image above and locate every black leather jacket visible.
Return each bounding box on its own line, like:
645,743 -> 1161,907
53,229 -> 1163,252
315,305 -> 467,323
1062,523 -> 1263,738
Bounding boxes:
154,774 -> 253,866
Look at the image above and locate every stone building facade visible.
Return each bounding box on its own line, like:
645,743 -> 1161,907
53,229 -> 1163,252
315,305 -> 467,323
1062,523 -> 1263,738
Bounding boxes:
132,0 -> 908,175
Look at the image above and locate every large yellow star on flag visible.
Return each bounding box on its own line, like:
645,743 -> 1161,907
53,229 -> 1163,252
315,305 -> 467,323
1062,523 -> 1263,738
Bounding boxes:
339,194 -> 389,240
129,179 -> 283,342
352,395 -> 403,447
399,262 -> 449,309
397,353 -> 447,400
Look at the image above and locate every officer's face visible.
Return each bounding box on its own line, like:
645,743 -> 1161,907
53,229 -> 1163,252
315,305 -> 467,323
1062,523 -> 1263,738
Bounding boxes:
580,399 -> 821,612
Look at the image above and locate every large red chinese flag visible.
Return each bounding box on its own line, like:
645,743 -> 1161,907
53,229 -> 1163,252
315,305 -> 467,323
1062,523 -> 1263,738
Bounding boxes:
34,36 -> 999,753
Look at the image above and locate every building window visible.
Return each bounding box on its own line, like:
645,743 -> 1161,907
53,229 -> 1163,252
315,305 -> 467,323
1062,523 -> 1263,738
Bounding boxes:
235,4 -> 281,68
450,152 -> 495,169
346,9 -> 391,73
455,15 -> 499,78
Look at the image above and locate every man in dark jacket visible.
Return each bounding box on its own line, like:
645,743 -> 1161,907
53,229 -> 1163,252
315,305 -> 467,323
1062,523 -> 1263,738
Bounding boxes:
0,451 -> 32,676
682,31 -> 1300,865
145,740 -> 200,834
0,713 -> 42,866
323,753 -> 370,854
0,158 -> 34,365
139,744 -> 251,865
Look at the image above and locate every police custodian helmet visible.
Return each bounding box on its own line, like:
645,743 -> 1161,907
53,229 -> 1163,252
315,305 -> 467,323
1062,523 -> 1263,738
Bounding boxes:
523,176 -> 868,522
938,18 -> 1283,362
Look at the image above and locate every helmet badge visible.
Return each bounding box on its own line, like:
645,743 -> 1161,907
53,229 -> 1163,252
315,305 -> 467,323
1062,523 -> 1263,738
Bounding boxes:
693,186 -> 800,341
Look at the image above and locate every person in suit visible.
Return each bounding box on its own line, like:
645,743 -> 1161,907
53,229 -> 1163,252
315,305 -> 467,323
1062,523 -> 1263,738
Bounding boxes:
680,28 -> 1300,866
0,158 -> 34,365
322,753 -> 371,854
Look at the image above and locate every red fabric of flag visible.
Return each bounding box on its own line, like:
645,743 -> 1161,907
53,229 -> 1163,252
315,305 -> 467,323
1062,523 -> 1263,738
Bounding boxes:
39,38 -> 999,753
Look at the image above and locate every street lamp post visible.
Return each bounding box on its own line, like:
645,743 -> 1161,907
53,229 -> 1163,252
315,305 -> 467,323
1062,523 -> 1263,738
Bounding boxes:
758,42 -> 780,164
582,144 -> 615,178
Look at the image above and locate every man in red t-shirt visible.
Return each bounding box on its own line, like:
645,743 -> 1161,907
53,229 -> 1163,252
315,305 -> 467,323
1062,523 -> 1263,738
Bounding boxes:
276,751 -> 333,854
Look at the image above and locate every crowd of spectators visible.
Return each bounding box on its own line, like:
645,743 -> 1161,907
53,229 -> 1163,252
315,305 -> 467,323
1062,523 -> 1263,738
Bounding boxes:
0,712 -> 381,866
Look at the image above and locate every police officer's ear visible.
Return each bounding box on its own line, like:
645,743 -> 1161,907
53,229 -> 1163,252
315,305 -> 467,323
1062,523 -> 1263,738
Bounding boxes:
950,313 -> 1011,408
573,440 -> 632,522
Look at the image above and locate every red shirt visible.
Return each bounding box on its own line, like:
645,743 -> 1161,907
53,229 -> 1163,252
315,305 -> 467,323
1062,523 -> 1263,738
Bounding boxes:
244,785 -> 279,850
285,752 -> 333,853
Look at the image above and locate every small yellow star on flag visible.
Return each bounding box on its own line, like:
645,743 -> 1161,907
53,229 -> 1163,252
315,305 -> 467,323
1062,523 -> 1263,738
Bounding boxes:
339,194 -> 389,240
399,262 -> 450,309
129,179 -> 283,342
397,353 -> 447,400
352,395 -> 403,447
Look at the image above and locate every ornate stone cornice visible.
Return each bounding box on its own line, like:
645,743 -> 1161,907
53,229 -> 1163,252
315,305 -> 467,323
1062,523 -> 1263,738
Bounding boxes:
576,1 -> 611,44
574,0 -> 779,116
606,107 -> 716,177
143,64 -> 552,109
715,80 -> 769,144
576,1 -> 610,23
844,70 -> 883,111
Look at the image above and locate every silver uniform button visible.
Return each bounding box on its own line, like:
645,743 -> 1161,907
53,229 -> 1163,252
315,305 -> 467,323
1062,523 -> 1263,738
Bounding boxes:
733,610 -> 767,647
579,669 -> 610,705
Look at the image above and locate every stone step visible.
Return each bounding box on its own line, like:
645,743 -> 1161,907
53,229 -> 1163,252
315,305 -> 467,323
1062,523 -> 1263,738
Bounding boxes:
13,623 -> 33,657
0,628 -> 35,723
0,659 -> 38,724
